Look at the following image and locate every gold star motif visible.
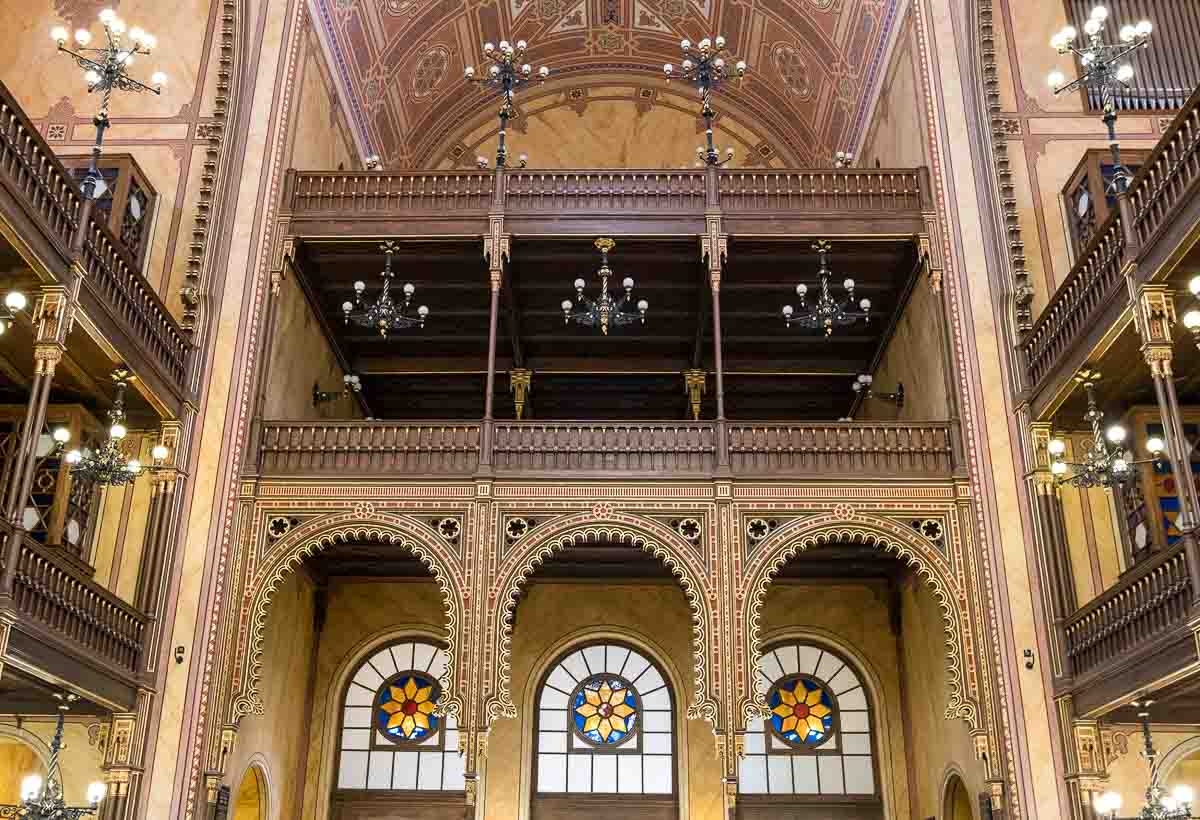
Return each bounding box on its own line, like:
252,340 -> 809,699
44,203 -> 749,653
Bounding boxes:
574,679 -> 637,744
379,676 -> 437,739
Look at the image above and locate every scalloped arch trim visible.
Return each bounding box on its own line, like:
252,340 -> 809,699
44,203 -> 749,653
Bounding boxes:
485,513 -> 720,729
229,513 -> 464,724
741,514 -> 978,731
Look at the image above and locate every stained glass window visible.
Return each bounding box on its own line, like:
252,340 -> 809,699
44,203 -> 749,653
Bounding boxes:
739,642 -> 878,796
535,642 -> 674,795
336,640 -> 464,791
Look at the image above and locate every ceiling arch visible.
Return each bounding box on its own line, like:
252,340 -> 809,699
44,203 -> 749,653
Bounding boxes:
309,0 -> 905,169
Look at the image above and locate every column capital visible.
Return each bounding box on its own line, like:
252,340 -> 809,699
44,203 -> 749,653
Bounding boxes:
33,286 -> 76,348
1132,283 -> 1177,357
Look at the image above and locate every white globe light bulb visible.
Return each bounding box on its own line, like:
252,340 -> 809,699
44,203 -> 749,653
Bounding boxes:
152,444 -> 169,461
522,63 -> 531,74
129,26 -> 145,42
1116,64 -> 1134,82
417,305 -> 429,317
75,29 -> 92,45
52,26 -> 69,43
680,38 -> 691,50
852,381 -> 862,392
1051,461 -> 1068,475
1106,424 -> 1127,444
354,280 -> 366,292
714,57 -> 725,69
87,781 -> 107,804
85,70 -> 102,86
1113,458 -> 1129,473
574,278 -> 586,290
1174,785 -> 1194,805
1186,309 -> 1200,330
1084,18 -> 1101,36
66,449 -> 82,464
110,423 -> 127,440
143,33 -> 156,50
1189,275 -> 1200,296
21,775 -> 43,801
843,278 -> 855,290
736,60 -> 747,74
1136,20 -> 1152,36
403,282 -> 415,295
1090,4 -> 1108,20
715,35 -> 726,49
99,8 -> 116,23
127,459 -> 142,474
1062,25 -> 1077,40
151,71 -> 167,87
342,301 -> 353,313
1120,24 -> 1136,42
796,283 -> 807,296
483,42 -> 494,53
499,40 -> 509,50
53,427 -> 70,443
562,299 -> 573,311
539,66 -> 549,77
490,65 -> 500,77
516,40 -> 527,50
622,277 -> 634,289
860,298 -> 871,311
1048,438 -> 1067,456
663,63 -> 673,75
637,299 -> 649,311
1048,70 -> 1066,89
699,38 -> 711,51
682,58 -> 693,70
464,65 -> 475,78
109,17 -> 125,34
1147,436 -> 1165,455
782,305 -> 794,317
6,291 -> 27,311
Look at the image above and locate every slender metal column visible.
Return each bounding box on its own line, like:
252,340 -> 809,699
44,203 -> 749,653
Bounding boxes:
702,203 -> 729,468
479,211 -> 508,470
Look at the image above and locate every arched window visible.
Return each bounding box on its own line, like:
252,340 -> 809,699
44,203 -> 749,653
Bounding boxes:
335,639 -> 463,791
739,642 -> 878,798
534,641 -> 675,795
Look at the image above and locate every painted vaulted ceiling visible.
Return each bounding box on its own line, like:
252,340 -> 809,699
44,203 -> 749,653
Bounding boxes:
310,0 -> 903,168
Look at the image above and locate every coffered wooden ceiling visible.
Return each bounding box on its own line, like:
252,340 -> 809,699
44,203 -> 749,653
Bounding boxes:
310,0 -> 903,168
292,235 -> 920,420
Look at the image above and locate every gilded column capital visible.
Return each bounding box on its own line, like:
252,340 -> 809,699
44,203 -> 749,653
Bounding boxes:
701,214 -> 727,290
483,216 -> 510,285
33,286 -> 76,347
1132,284 -> 1177,372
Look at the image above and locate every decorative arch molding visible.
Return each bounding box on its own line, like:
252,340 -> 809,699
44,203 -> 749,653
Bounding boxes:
740,512 -> 980,732
483,511 -> 721,730
228,511 -> 466,724
1158,734 -> 1200,783
941,766 -> 976,820
0,725 -> 53,772
230,757 -> 271,820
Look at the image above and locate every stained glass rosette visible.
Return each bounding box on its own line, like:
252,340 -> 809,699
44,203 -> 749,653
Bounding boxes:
572,675 -> 640,746
768,675 -> 835,747
376,672 -> 440,742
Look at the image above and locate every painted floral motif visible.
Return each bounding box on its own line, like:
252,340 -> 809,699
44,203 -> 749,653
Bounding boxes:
377,673 -> 440,742
572,676 -> 639,746
769,675 -> 835,747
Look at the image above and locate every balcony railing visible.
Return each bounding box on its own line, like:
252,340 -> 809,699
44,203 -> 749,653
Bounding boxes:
256,419 -> 956,479
1064,543 -> 1193,683
1021,83 -> 1200,398
2,531 -> 148,679
0,80 -> 189,396
282,167 -> 931,232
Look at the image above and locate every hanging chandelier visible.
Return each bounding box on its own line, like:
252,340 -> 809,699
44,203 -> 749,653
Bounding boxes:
64,367 -> 142,487
1047,371 -> 1164,488
781,240 -> 871,336
341,241 -> 429,339
1,692 -> 106,820
464,38 -> 548,168
662,35 -> 746,166
1092,701 -> 1193,819
560,238 -> 648,335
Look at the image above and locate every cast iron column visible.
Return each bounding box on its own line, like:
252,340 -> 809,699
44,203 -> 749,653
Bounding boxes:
480,177 -> 509,470
703,165 -> 729,469
1133,285 -> 1200,602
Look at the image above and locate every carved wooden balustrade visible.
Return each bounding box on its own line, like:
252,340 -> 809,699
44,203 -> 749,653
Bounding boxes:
0,80 -> 190,403
1021,83 -> 1200,403
0,528 -> 148,679
282,167 -> 931,236
256,420 -> 956,479
1064,542 -> 1194,689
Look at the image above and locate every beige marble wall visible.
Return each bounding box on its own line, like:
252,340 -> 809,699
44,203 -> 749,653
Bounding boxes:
758,581 -> 914,815
858,13 -> 931,169
287,23 -> 356,172
484,581 -> 723,820
263,274 -> 360,420
899,577 -> 988,818
221,572 -> 317,820
1057,432 -> 1126,606
87,431 -> 157,604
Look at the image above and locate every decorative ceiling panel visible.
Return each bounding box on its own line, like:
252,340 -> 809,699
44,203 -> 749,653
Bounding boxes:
310,0 -> 903,168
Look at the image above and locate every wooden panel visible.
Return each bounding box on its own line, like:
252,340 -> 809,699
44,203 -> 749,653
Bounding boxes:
737,796 -> 884,820
531,794 -> 677,820
331,790 -> 466,820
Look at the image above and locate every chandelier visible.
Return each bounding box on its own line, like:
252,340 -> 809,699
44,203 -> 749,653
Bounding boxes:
560,238 -> 648,335
781,241 -> 871,336
464,38 -> 548,168
1047,371 -> 1163,488
65,367 -> 143,486
1093,702 -> 1194,819
1,693 -> 106,819
1047,5 -> 1152,193
341,241 -> 429,338
663,36 -> 746,166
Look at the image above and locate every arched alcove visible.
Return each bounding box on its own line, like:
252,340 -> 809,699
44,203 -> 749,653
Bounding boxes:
943,773 -> 974,820
0,734 -> 48,805
232,765 -> 266,820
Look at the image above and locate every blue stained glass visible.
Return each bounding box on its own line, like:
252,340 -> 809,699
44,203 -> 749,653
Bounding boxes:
571,676 -> 639,746
376,672 -> 441,742
768,675 -> 836,747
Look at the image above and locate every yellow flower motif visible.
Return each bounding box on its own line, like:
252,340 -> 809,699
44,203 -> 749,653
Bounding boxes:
770,678 -> 833,743
379,675 -> 438,740
574,679 -> 637,743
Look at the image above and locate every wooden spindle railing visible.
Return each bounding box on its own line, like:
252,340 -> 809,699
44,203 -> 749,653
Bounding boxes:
258,421 -> 481,475
504,170 -> 707,213
2,533 -> 147,677
284,171 -> 495,214
491,421 -> 717,474
0,80 -> 189,392
718,169 -> 926,213
1064,543 -> 1193,681
728,422 -> 954,476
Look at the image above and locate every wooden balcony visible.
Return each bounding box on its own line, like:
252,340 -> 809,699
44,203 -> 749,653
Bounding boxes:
0,521 -> 148,709
281,167 -> 932,238
0,80 -> 190,412
1063,541 -> 1199,716
255,419 -> 957,480
1021,83 -> 1200,412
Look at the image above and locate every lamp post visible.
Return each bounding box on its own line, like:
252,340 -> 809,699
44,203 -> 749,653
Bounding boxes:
464,39 -> 548,169
51,9 -> 166,212
0,693 -> 106,819
1046,4 -> 1152,195
662,36 -> 747,166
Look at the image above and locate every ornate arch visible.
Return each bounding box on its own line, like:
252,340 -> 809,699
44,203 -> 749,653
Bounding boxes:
740,512 -> 979,732
228,511 -> 466,724
483,510 -> 720,730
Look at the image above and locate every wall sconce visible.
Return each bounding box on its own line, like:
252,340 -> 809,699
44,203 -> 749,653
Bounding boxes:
852,374 -> 904,407
0,290 -> 27,336
313,373 -> 362,407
